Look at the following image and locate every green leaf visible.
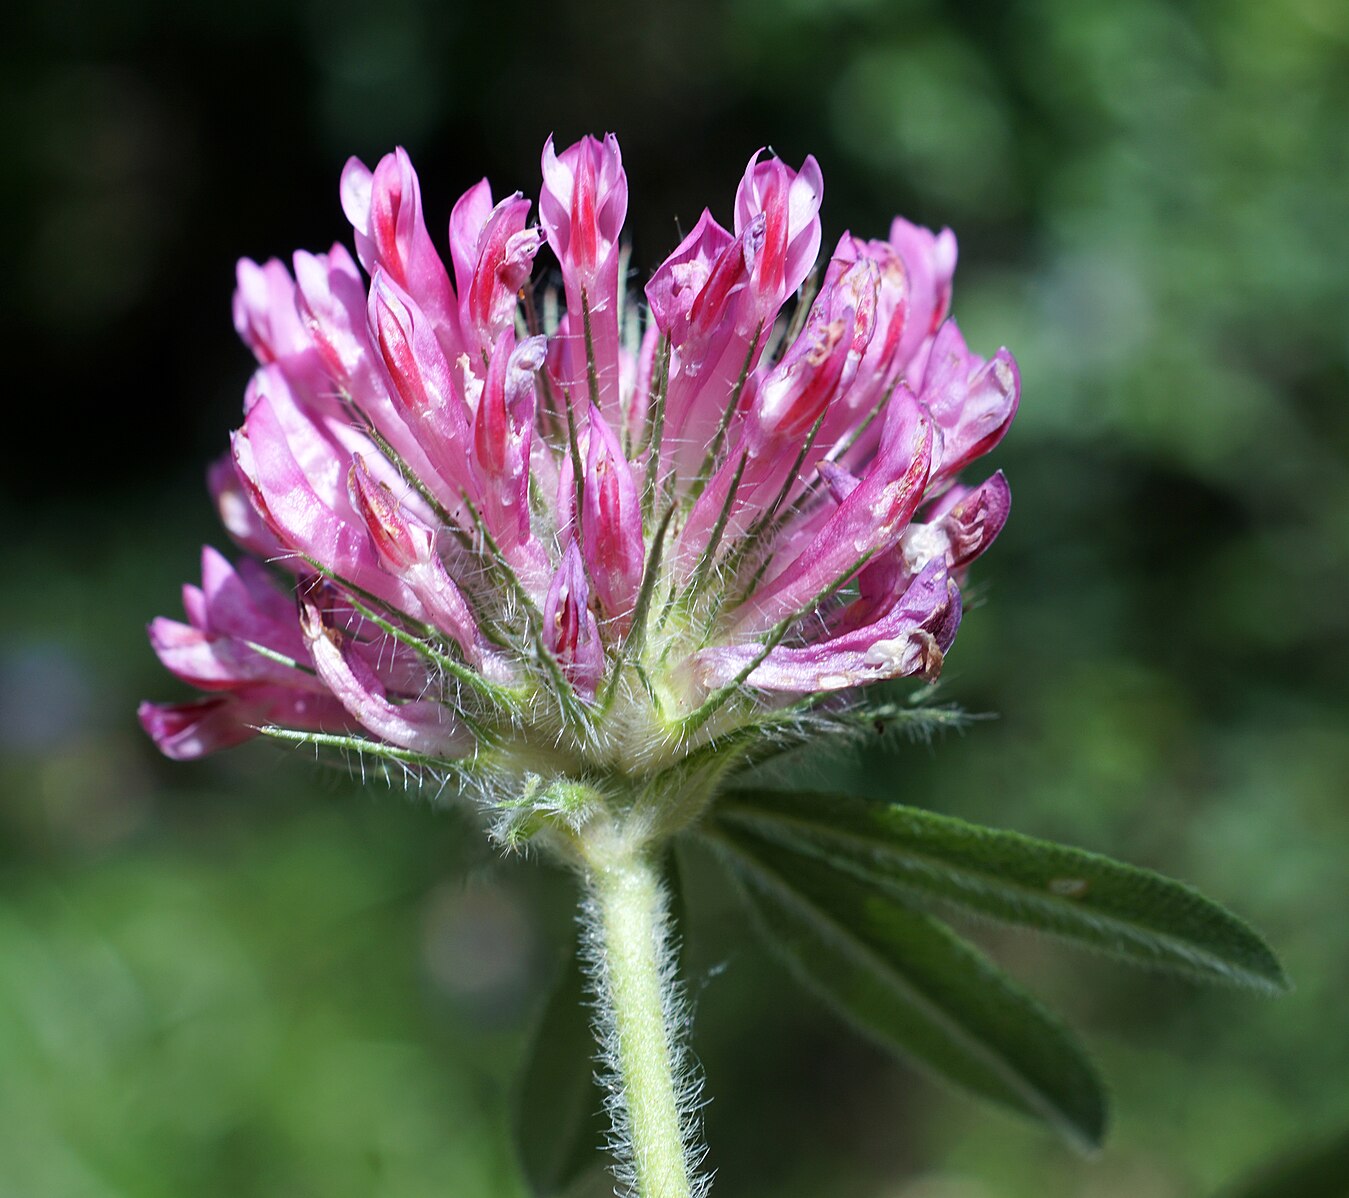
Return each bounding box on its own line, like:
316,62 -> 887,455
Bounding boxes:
514,943 -> 608,1197
713,822 -> 1108,1151
717,789 -> 1289,993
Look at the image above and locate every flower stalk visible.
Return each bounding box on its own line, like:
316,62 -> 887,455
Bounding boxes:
578,817 -> 699,1198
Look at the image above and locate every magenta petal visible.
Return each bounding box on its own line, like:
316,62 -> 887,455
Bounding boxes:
540,133 -> 627,408
820,460 -> 862,504
695,560 -> 959,694
148,617 -> 303,690
293,244 -> 456,514
890,218 -> 957,369
367,271 -> 463,429
748,256 -> 878,448
472,330 -> 545,552
300,596 -> 467,755
581,403 -> 644,623
346,454 -> 425,571
292,244 -> 373,386
347,455 -> 483,660
343,147 -> 460,355
734,150 -> 824,312
241,362 -> 351,500
837,470 -> 1011,635
917,322 -> 1019,481
151,545 -> 312,689
233,257 -> 310,366
209,454 -> 284,560
738,389 -> 934,632
645,209 -> 738,352
366,271 -> 475,494
943,348 -> 1020,479
813,235 -> 910,455
654,218 -> 768,485
339,157 -> 374,242
661,151 -> 825,490
543,542 -> 604,698
940,470 -> 1012,569
232,396 -> 422,618
139,697 -> 258,759
139,689 -> 349,760
448,178 -> 495,297
198,546 -> 298,643
627,322 -> 660,436
450,180 -> 543,361
181,583 -> 208,631
540,133 -> 627,279
673,447 -> 758,579
463,193 -> 543,353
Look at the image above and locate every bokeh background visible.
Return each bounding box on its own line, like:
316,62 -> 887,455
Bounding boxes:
2,0 -> 1347,1194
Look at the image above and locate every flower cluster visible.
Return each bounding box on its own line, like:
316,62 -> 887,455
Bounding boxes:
141,134 -> 1017,830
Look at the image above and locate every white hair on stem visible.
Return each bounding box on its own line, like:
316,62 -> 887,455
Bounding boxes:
577,851 -> 711,1198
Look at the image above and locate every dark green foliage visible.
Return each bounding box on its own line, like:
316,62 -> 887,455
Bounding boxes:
716,789 -> 1289,992
713,823 -> 1108,1151
697,783 -> 1289,1150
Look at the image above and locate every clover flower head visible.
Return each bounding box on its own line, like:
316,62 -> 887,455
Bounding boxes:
141,133 -> 1018,841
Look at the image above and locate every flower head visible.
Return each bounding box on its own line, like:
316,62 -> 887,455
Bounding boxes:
142,134 -> 1017,839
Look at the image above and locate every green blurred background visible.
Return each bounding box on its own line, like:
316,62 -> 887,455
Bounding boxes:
2,0 -> 1347,1194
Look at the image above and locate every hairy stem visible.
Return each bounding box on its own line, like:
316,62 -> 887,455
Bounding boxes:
580,822 -> 700,1198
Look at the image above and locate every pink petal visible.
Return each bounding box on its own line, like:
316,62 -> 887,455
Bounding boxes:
815,234 -> 910,455
694,559 -> 959,694
462,193 -> 543,354
292,243 -> 374,387
540,133 -> 627,408
652,215 -> 767,485
199,546 -> 303,649
627,322 -> 660,438
543,541 -> 604,698
448,178 -> 495,297
233,257 -> 310,366
232,396 -> 423,617
342,147 -> 461,357
147,617 -> 308,690
472,330 -> 545,552
139,697 -> 259,759
645,209 -> 739,356
347,455 -> 484,660
209,454 -> 284,560
917,322 -> 1019,481
661,150 -> 823,488
737,389 -> 934,632
734,150 -> 824,313
939,470 -> 1012,569
138,690 -> 350,760
748,255 -> 878,448
540,133 -> 627,275
299,595 -> 468,755
366,270 -> 476,495
890,218 -> 957,370
581,403 -> 644,623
